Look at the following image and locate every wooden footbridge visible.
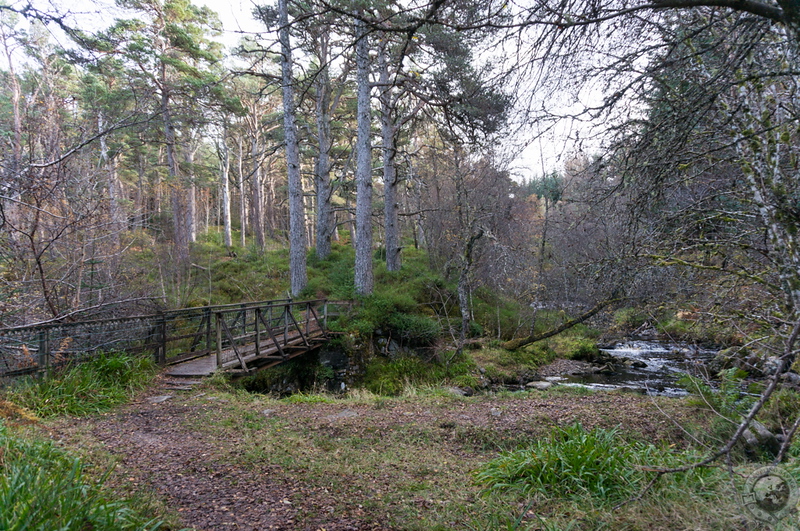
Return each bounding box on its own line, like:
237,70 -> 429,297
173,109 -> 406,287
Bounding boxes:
0,299 -> 349,379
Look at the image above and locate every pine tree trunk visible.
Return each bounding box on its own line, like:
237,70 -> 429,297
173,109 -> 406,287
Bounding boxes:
220,130 -> 233,248
185,147 -> 197,243
251,133 -> 265,252
379,48 -> 401,271
280,0 -> 308,296
161,72 -> 189,264
237,139 -> 247,247
354,17 -> 374,295
315,34 -> 335,261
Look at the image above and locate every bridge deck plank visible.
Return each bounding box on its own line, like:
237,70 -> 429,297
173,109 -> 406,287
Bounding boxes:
165,327 -> 326,378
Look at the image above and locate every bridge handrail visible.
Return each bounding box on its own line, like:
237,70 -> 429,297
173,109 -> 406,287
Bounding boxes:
0,298 -> 298,335
0,299 -> 336,378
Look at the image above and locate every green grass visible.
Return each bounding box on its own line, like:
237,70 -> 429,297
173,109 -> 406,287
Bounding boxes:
184,384 -> 767,531
549,335 -> 600,360
0,352 -> 186,531
0,421 -> 163,531
361,354 -> 478,396
3,352 -> 158,417
476,423 -> 647,502
486,423 -> 675,504
469,344 -> 555,384
283,392 -> 337,404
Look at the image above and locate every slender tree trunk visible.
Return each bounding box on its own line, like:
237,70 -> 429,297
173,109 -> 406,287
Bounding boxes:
251,133 -> 265,252
264,163 -> 278,239
354,16 -> 373,295
379,47 -> 401,271
162,78 -> 189,264
407,157 -> 426,249
135,154 -> 145,230
530,196 -> 551,334
1,28 -> 22,233
315,33 -> 335,260
237,138 -> 247,247
280,0 -> 308,296
98,112 -> 123,250
185,146 -> 197,243
458,229 -> 483,352
155,146 -> 164,216
220,130 -> 233,248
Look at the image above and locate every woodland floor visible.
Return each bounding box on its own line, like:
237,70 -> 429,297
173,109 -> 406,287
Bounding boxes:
40,364 -> 701,531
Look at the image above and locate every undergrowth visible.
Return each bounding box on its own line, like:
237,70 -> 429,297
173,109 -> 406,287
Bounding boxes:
362,354 -> 476,395
678,368 -> 758,455
0,421 -> 163,530
475,422 -> 723,504
3,352 -> 158,417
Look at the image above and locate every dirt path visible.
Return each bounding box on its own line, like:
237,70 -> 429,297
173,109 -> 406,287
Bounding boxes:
43,375 -> 696,530
47,388 -> 383,530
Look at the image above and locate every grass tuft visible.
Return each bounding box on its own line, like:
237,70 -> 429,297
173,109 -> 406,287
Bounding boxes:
475,421 -> 730,518
0,421 -> 163,530
3,352 -> 158,418
475,422 -> 645,503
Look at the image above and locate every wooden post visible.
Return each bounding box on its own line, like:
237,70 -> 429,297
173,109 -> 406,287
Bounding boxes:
215,312 -> 222,369
254,308 -> 261,357
284,303 -> 290,343
157,316 -> 167,365
205,307 -> 212,355
37,329 -> 50,377
323,301 -> 329,330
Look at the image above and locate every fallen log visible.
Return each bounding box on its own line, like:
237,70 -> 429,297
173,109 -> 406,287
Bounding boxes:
501,298 -> 621,351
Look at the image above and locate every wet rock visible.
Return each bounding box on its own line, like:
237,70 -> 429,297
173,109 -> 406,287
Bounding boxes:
596,364 -> 616,375
617,386 -> 646,395
783,372 -> 800,384
386,340 -> 403,357
710,346 -> 766,377
781,372 -> 800,391
763,356 -> 783,375
742,420 -> 781,456
632,324 -> 659,338
525,381 -> 553,390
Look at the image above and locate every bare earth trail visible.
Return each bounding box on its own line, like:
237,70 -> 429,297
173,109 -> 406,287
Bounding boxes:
44,370 -> 696,531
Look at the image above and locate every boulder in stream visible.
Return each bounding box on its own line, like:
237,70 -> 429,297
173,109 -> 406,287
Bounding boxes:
526,381 -> 553,391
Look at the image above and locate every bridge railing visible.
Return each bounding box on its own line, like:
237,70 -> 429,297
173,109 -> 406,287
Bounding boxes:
0,299 -> 335,378
210,299 -> 328,370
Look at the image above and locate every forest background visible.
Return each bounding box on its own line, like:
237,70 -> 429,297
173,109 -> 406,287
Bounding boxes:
3,1 -> 800,529
2,0 -> 800,480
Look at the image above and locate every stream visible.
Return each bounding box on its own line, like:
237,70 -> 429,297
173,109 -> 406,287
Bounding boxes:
552,341 -> 719,397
